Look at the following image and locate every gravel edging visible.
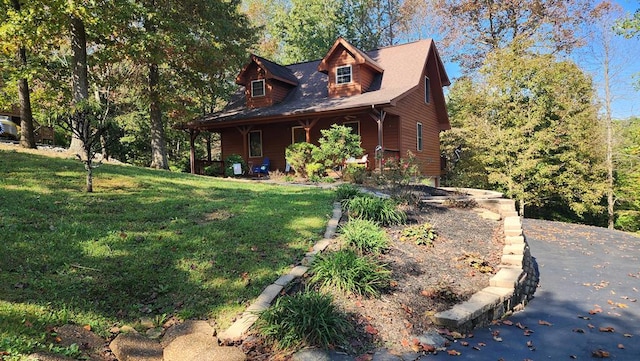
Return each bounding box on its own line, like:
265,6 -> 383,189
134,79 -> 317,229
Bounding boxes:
218,202 -> 343,342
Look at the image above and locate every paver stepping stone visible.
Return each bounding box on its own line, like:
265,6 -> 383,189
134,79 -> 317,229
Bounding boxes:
109,333 -> 163,361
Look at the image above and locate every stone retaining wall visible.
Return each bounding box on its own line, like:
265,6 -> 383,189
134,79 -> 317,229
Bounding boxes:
430,196 -> 539,333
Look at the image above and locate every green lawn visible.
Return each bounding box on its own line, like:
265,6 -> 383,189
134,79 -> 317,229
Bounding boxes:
0,149 -> 334,358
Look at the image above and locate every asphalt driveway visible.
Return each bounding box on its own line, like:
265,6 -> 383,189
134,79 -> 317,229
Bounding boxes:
429,218 -> 640,360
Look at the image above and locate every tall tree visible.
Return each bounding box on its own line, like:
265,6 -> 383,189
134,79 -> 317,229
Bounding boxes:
126,0 -> 255,169
429,0 -> 596,69
443,44 -> 606,216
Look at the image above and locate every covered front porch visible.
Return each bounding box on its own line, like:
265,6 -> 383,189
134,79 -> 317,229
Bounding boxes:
184,106 -> 400,176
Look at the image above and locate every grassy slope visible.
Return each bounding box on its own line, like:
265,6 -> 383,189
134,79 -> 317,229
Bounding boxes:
0,149 -> 334,357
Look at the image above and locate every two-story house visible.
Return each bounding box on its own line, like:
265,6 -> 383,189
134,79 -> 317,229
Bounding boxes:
182,37 -> 450,185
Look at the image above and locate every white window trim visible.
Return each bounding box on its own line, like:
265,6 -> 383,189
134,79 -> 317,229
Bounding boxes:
343,120 -> 360,135
249,130 -> 263,158
417,122 -> 423,151
424,76 -> 430,104
251,79 -> 265,97
291,126 -> 305,144
336,65 -> 352,85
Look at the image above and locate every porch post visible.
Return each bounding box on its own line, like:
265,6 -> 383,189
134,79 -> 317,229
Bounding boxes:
236,126 -> 253,162
298,118 -> 319,143
189,129 -> 201,174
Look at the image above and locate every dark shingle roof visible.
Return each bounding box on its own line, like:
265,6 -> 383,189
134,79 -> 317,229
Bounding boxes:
191,39 -> 447,128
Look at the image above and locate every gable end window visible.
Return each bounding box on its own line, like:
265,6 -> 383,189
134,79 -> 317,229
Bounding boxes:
336,65 -> 352,85
251,79 -> 265,97
417,122 -> 423,151
249,130 -> 263,157
424,76 -> 430,104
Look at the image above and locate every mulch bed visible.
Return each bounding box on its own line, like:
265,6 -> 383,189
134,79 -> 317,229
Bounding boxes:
244,190 -> 504,359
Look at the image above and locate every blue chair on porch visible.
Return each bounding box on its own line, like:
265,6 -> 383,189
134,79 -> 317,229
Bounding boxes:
252,157 -> 270,176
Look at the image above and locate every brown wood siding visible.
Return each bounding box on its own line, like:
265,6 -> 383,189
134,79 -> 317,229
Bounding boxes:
326,49 -> 362,98
220,129 -> 244,160
393,59 -> 443,178
270,81 -> 291,104
359,67 -> 376,92
383,115 -> 400,151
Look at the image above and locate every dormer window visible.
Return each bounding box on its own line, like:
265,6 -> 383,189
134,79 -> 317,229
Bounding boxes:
336,65 -> 352,85
251,79 -> 265,97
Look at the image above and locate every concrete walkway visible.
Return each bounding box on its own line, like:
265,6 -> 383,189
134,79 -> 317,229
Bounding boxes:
426,219 -> 640,360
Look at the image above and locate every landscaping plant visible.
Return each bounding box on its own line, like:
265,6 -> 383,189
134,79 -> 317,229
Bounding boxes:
400,223 -> 438,246
345,195 -> 407,226
254,290 -> 353,351
339,218 -> 389,255
334,183 -> 363,201
309,249 -> 391,297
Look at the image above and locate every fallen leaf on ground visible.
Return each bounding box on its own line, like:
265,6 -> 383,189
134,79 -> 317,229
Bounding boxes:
588,324 -> 596,329
502,320 -> 513,326
523,329 -> 534,336
538,320 -> 553,326
578,315 -> 591,320
364,325 -> 378,335
589,306 -> 603,314
592,349 -> 610,358
573,328 -> 585,333
460,341 -> 469,347
401,338 -> 410,348
355,354 -> 373,361
618,344 -> 625,349
515,322 -> 526,329
83,324 -> 91,331
447,349 -> 461,356
617,303 -> 629,309
493,336 -> 503,342
623,333 -> 633,337
599,327 -> 615,333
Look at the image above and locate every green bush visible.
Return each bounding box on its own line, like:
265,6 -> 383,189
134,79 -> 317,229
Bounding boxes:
345,196 -> 407,226
285,142 -> 318,178
340,219 -> 389,255
224,154 -> 247,177
400,223 -> 438,246
315,125 -> 364,177
335,183 -> 363,201
343,164 -> 367,183
305,162 -> 325,178
616,210 -> 640,233
254,290 -> 353,351
309,249 -> 391,297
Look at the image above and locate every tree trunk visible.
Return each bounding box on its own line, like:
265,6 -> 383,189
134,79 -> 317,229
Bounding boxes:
11,0 -> 36,149
149,62 -> 168,169
69,15 -> 89,153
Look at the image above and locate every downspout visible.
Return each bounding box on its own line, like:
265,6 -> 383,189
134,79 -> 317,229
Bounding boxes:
370,105 -> 386,171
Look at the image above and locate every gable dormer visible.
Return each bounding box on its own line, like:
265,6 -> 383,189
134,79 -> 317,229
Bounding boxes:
318,38 -> 384,98
236,55 -> 298,109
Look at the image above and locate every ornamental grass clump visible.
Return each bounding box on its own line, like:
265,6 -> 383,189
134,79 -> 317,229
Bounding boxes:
334,183 -> 363,201
309,249 -> 391,297
339,218 -> 389,255
345,195 -> 407,226
254,290 -> 353,351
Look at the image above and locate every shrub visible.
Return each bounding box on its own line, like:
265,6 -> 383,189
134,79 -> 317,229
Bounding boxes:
315,125 -> 364,177
285,142 -> 318,178
334,183 -> 363,201
345,196 -> 407,226
340,219 -> 389,255
305,162 -> 325,178
343,164 -> 367,183
309,249 -> 391,297
254,290 -> 353,351
224,154 -> 247,177
400,223 -> 437,246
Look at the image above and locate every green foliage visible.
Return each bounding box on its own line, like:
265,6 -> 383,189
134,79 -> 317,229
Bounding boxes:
615,211 -> 640,233
442,44 -> 606,217
614,117 -> 640,231
315,124 -> 363,177
254,290 -> 353,351
343,163 -> 367,183
224,154 -> 247,177
309,250 -> 391,297
286,142 -> 319,178
334,183 -> 363,201
305,162 -> 325,178
400,223 -> 437,246
339,219 -> 389,255
0,150 -> 334,358
345,196 -> 406,226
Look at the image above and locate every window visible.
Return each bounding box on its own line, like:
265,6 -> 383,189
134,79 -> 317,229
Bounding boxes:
343,121 -> 360,135
249,130 -> 263,157
417,122 -> 423,151
251,79 -> 265,97
292,126 -> 306,143
336,65 -> 352,85
424,76 -> 430,104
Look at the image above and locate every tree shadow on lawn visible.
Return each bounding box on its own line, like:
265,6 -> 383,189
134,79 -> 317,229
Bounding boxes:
0,153 -> 334,351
